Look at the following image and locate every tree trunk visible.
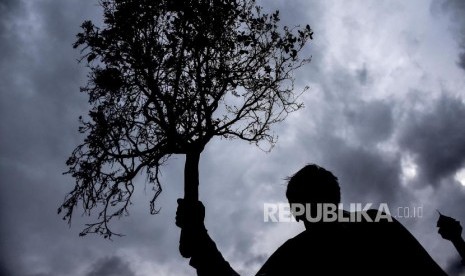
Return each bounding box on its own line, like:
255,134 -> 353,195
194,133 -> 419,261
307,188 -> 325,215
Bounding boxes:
179,150 -> 201,258
184,151 -> 200,202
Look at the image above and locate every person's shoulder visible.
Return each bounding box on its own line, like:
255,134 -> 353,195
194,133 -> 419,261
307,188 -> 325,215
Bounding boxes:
346,209 -> 398,237
263,230 -> 314,262
255,231 -> 308,275
277,230 -> 308,250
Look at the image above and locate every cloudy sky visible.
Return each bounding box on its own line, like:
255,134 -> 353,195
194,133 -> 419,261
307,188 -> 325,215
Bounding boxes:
1,0 -> 465,275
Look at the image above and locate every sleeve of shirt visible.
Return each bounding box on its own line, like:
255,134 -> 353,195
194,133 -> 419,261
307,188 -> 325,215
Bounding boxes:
188,227 -> 240,276
255,239 -> 295,276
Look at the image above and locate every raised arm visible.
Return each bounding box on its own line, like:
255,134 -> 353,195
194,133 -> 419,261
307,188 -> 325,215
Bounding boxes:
437,212 -> 465,265
176,199 -> 240,276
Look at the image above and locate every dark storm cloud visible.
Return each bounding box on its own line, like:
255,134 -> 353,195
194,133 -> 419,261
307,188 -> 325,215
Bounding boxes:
224,58 -> 409,219
0,0 -> 24,73
292,125 -> 407,206
0,263 -> 12,276
399,95 -> 465,187
459,52 -> 465,71
0,0 -> 21,26
356,64 -> 369,85
86,256 -> 136,276
325,136 -> 404,204
345,99 -> 394,144
0,0 -> 93,167
445,255 -> 465,275
0,0 -> 106,275
432,0 -> 465,71
0,0 -> 19,30
300,64 -> 401,203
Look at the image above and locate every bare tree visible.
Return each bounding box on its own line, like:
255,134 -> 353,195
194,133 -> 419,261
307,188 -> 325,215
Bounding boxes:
59,0 -> 312,240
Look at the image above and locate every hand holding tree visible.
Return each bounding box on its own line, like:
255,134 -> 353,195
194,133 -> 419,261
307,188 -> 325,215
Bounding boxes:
437,211 -> 465,265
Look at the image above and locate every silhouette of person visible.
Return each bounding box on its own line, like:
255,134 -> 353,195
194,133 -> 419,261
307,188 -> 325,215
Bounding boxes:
176,164 -> 447,275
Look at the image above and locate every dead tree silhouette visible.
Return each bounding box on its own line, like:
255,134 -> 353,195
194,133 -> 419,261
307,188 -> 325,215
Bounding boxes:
59,0 -> 312,254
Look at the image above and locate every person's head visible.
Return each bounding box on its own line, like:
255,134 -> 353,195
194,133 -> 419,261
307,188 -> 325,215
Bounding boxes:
286,164 -> 341,223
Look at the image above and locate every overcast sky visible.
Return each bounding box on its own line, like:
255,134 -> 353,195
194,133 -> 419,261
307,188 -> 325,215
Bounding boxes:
1,0 -> 465,275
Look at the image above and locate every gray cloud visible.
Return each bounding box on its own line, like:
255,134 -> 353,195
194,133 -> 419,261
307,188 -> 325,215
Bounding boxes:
432,0 -> 465,71
356,64 -> 369,85
86,256 -> 136,276
0,0 -> 111,275
0,263 -> 12,276
445,255 -> 465,276
325,137 -> 404,204
460,52 -> 465,71
286,51 -> 402,203
399,95 -> 465,187
0,0 -> 21,28
345,99 -> 394,144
